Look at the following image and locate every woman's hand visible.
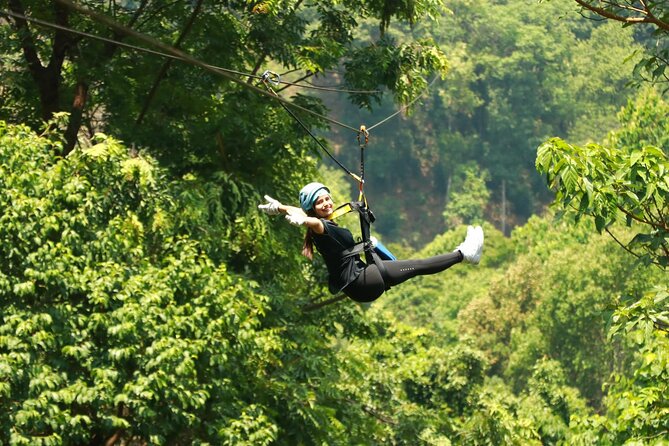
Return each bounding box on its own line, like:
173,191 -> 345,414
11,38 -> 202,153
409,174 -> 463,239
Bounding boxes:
258,195 -> 282,215
259,197 -> 324,233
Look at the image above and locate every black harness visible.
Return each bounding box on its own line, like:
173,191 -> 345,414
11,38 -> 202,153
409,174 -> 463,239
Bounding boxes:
331,201 -> 391,291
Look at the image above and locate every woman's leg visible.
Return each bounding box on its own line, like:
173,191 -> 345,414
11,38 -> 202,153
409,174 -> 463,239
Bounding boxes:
344,251 -> 464,302
342,224 -> 484,302
381,225 -> 483,286
383,251 -> 463,287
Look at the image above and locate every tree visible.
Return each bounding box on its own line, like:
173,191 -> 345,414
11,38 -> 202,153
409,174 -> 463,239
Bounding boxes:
1,0 -> 447,163
443,164 -> 490,229
0,121 -> 278,444
536,120 -> 669,266
536,88 -> 669,443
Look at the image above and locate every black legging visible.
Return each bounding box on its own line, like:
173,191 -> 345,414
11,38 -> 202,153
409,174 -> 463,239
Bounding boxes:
343,251 -> 463,302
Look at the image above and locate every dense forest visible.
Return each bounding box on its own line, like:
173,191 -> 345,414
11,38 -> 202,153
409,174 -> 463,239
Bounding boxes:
0,0 -> 667,445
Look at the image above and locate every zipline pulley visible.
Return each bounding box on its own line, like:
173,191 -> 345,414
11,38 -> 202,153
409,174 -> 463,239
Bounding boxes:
261,70 -> 281,87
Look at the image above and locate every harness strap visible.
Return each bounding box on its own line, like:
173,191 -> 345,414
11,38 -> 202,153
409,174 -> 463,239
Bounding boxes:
339,241 -> 367,260
326,202 -> 356,221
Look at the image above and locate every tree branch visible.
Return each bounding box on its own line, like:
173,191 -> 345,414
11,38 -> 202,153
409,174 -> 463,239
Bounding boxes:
605,227 -> 642,259
573,0 -> 669,31
135,0 -> 180,30
277,71 -> 315,93
605,227 -> 663,266
651,196 -> 668,231
8,0 -> 43,74
104,430 -> 123,446
615,202 -> 656,228
63,80 -> 88,155
343,397 -> 398,426
302,295 -> 346,311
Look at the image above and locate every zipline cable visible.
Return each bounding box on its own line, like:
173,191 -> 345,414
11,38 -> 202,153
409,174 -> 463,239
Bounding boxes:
0,10 -> 254,77
5,4 -> 438,134
5,1 -> 362,134
366,74 -> 440,132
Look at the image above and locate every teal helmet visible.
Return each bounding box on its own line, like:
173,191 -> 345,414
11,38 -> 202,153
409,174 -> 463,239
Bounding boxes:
299,182 -> 330,212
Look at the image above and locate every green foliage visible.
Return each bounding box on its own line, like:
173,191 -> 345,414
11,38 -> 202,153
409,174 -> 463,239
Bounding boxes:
0,122 -> 284,444
536,136 -> 669,267
521,359 -> 589,445
384,209 -> 663,444
345,36 -> 449,109
607,87 -> 669,154
574,0 -> 669,90
379,223 -> 513,341
0,122 -> 427,445
459,377 -> 542,446
606,286 -> 669,443
361,0 -> 447,33
536,78 -> 669,444
569,286 -> 669,445
459,213 -> 664,408
2,0 -> 668,443
327,0 -> 641,245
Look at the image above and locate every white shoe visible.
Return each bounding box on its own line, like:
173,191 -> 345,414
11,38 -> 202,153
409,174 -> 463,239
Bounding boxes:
455,225 -> 484,265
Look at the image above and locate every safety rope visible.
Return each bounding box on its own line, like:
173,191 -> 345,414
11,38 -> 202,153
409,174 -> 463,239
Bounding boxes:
366,74 -> 440,132
356,125 -> 369,201
260,71 -> 363,183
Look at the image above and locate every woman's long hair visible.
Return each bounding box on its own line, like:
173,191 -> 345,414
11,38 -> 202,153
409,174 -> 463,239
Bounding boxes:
302,209 -> 317,260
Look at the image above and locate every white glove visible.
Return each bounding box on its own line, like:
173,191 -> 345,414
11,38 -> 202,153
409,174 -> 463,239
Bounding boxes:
285,213 -> 307,226
258,195 -> 282,215
369,236 -> 378,247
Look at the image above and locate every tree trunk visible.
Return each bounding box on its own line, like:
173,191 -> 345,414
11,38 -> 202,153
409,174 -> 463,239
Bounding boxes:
8,0 -> 70,121
63,81 -> 88,155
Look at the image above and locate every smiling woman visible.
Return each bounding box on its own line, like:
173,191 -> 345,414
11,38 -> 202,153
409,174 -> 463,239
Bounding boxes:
258,183 -> 484,302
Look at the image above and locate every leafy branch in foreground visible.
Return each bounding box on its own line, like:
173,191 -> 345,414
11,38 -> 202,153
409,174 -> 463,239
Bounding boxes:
536,137 -> 668,267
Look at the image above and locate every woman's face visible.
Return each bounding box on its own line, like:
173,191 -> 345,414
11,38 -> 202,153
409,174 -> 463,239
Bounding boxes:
313,194 -> 334,218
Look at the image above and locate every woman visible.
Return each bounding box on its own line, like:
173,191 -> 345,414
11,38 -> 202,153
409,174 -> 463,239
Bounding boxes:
258,182 -> 484,302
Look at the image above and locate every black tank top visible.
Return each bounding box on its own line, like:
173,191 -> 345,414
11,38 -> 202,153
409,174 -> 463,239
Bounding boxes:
312,219 -> 364,293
